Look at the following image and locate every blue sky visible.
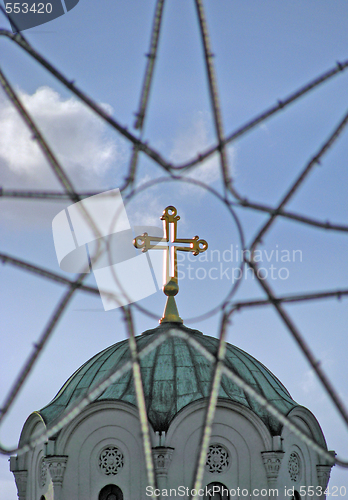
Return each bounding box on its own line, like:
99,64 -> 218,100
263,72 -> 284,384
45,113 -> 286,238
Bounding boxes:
1,1 -> 348,497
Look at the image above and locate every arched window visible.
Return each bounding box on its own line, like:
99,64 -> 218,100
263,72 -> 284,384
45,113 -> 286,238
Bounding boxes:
98,484 -> 123,500
291,491 -> 300,500
204,482 -> 230,499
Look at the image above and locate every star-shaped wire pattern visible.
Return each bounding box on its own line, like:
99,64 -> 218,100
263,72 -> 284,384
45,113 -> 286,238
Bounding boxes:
0,1 -> 348,497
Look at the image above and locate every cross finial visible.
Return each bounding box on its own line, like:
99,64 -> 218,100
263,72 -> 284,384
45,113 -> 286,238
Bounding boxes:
133,206 -> 208,323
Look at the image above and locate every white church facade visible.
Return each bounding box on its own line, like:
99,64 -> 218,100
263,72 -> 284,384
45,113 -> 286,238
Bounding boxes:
10,322 -> 334,500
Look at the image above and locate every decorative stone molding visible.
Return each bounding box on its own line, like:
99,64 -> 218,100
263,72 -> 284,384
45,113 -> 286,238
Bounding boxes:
45,455 -> 68,500
12,470 -> 28,500
316,465 -> 333,490
38,456 -> 47,488
261,451 -> 284,487
45,456 -> 68,484
288,451 -> 301,482
152,447 -> 174,476
205,444 -> 230,474
99,446 -> 124,476
152,447 -> 174,492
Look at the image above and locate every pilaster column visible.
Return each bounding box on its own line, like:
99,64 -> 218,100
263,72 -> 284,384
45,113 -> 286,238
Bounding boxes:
45,456 -> 68,500
12,470 -> 28,500
152,447 -> 174,495
316,464 -> 333,495
261,451 -> 284,489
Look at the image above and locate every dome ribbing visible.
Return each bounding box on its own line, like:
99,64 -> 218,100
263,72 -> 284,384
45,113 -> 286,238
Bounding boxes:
40,323 -> 297,435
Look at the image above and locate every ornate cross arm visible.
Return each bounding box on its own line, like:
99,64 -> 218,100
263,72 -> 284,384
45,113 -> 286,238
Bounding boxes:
133,232 -> 208,256
133,233 -> 167,252
174,235 -> 208,256
133,206 -> 208,282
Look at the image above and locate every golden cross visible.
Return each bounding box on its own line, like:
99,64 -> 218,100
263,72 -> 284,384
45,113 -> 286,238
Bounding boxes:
133,206 -> 208,323
133,205 -> 208,286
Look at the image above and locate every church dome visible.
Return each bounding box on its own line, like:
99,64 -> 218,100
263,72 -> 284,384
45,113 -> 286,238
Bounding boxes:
39,323 -> 297,435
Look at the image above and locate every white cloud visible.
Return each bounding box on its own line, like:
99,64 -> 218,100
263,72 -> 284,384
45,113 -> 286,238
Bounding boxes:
127,190 -> 167,227
0,86 -> 127,227
126,112 -> 234,227
169,110 -> 236,186
0,86 -> 127,189
259,123 -> 269,133
299,353 -> 336,401
300,368 -> 318,395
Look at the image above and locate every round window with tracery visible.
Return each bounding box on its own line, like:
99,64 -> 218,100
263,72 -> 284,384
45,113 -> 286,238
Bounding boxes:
99,446 -> 124,476
288,452 -> 301,482
205,444 -> 230,473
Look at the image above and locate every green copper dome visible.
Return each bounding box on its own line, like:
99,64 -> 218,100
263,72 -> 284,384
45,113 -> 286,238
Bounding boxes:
40,324 -> 297,435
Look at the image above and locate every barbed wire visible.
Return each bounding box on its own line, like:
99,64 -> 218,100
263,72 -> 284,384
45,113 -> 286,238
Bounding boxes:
1,1 -> 348,498
2,187 -> 348,233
